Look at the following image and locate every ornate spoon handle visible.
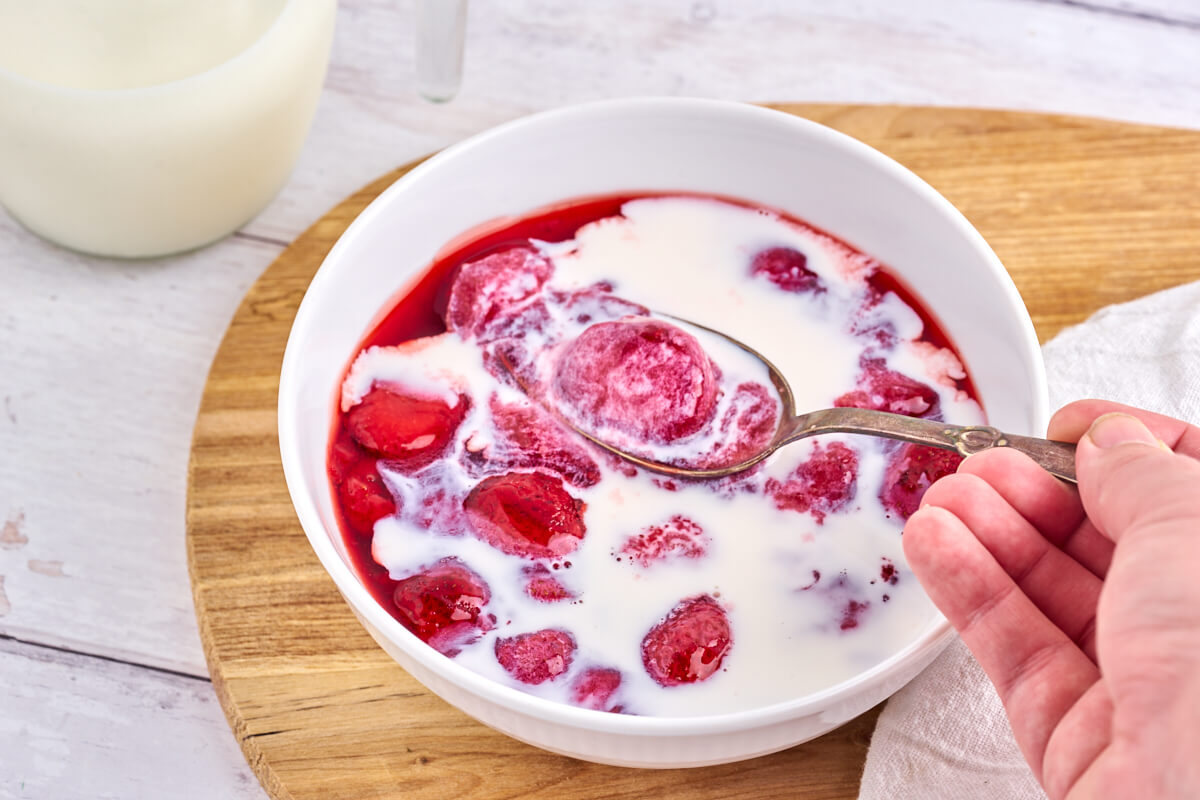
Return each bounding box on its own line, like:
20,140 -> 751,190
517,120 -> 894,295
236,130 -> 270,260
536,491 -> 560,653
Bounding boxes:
785,407 -> 1078,484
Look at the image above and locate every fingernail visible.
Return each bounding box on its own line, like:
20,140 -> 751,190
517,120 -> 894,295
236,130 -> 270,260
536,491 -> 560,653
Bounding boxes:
1086,413 -> 1161,449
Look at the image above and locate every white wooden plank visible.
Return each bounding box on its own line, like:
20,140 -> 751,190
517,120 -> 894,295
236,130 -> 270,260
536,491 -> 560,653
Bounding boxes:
0,638 -> 263,800
0,226 -> 283,676
238,0 -> 1200,244
1043,0 -> 1200,26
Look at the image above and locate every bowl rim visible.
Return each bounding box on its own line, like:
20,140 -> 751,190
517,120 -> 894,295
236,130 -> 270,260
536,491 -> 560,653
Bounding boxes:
279,96 -> 1048,737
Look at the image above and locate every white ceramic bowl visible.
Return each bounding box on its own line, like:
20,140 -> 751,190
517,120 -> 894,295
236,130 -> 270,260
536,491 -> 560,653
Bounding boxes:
279,98 -> 1047,768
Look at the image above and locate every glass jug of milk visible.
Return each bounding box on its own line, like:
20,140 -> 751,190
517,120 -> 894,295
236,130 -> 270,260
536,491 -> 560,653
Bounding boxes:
0,0 -> 336,258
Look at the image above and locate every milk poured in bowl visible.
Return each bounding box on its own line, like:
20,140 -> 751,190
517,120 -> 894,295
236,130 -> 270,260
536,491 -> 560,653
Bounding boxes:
328,194 -> 984,717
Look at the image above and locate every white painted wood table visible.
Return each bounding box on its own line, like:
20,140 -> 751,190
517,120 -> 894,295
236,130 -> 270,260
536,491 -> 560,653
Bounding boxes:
1,1 -> 1198,797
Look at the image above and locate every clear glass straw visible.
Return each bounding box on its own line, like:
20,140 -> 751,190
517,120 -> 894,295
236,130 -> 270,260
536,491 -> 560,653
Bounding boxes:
415,0 -> 468,103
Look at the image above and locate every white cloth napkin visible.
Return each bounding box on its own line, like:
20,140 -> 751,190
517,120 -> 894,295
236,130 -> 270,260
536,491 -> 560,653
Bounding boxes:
858,279 -> 1200,800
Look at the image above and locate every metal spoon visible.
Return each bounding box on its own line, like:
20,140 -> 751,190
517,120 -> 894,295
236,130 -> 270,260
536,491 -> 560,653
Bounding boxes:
519,316 -> 1078,483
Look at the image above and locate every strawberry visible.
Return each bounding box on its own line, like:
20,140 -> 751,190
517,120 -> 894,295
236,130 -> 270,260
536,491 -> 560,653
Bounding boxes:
556,281 -> 648,325
463,472 -> 587,559
471,398 -> 601,489
345,386 -> 466,470
641,595 -> 732,687
834,358 -> 939,418
697,381 -> 780,469
750,246 -> 823,294
879,443 -> 962,519
337,458 -> 398,534
552,318 -> 718,444
474,298 -> 552,346
445,246 -> 554,339
617,515 -> 707,567
391,559 -> 492,655
494,629 -> 576,685
765,441 -> 859,523
522,564 -> 576,602
570,667 -> 622,711
328,427 -> 366,486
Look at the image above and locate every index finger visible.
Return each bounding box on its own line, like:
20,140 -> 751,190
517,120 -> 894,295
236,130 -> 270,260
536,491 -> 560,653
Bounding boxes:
1048,399 -> 1200,458
903,505 -> 1102,783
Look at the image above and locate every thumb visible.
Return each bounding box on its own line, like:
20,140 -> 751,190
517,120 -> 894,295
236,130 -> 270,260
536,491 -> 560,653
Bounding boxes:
1076,412 -> 1200,543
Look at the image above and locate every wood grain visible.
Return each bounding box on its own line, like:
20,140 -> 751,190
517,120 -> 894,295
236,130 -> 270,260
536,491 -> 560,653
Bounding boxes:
187,105 -> 1200,800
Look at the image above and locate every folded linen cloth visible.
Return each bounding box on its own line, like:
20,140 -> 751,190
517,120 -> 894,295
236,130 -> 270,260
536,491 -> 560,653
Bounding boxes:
858,279 -> 1200,800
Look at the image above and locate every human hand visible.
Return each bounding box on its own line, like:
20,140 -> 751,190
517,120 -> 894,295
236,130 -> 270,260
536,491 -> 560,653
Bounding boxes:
903,399 -> 1200,799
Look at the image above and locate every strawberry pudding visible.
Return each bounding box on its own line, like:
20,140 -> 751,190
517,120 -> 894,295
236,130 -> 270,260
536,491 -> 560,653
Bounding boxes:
327,194 -> 984,717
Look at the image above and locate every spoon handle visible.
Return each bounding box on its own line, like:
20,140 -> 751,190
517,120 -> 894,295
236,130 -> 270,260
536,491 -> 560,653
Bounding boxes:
787,408 -> 1078,483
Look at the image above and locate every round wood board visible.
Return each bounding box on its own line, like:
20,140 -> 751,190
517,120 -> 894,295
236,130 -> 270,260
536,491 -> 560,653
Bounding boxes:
187,104 -> 1200,800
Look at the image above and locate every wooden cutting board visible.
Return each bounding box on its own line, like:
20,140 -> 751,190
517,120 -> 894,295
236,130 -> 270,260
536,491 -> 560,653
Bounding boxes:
187,104 -> 1200,800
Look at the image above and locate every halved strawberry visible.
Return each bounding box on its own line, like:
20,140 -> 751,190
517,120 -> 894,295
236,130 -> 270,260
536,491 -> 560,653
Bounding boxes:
345,386 -> 466,470
463,472 -> 587,559
641,595 -> 732,687
494,629 -> 576,685
391,558 -> 492,655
